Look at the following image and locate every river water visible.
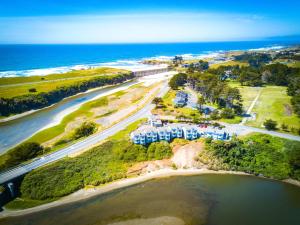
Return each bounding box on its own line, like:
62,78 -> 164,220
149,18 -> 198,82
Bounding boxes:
1,174 -> 299,225
0,80 -> 138,153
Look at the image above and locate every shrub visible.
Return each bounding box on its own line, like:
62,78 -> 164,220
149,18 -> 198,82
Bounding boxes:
148,141 -> 172,160
28,88 -> 37,93
263,119 -> 278,130
221,108 -> 235,119
19,139 -> 173,200
73,122 -> 97,139
2,142 -> 45,169
210,110 -> 220,120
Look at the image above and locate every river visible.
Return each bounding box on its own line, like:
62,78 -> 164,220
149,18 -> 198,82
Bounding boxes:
0,80 -> 139,153
1,174 -> 299,225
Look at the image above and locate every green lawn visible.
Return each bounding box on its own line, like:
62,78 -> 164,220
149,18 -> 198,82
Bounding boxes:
246,86 -> 300,132
0,67 -> 128,98
228,81 -> 260,110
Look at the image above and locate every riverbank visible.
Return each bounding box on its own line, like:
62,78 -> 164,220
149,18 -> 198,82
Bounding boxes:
0,79 -> 136,124
2,167 -> 300,218
0,168 -> 249,218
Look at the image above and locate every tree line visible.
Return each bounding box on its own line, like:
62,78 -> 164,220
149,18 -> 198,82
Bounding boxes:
204,134 -> 300,180
206,61 -> 300,117
169,72 -> 243,116
0,72 -> 134,117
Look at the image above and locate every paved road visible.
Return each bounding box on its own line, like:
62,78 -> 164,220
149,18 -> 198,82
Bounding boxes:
233,124 -> 300,141
0,83 -> 169,184
220,122 -> 300,142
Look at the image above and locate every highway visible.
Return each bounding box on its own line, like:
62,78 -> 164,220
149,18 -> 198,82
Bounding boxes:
0,82 -> 169,184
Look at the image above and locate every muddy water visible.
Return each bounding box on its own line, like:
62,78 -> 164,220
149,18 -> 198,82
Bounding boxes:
1,174 -> 300,225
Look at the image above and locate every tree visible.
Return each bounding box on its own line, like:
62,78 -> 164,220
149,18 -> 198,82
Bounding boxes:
172,56 -> 183,65
197,96 -> 205,109
168,73 -> 187,89
152,97 -> 164,108
152,97 -> 163,105
263,119 -> 278,130
197,60 -> 209,71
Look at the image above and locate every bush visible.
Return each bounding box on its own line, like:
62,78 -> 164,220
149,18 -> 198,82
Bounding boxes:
210,110 -> 220,120
1,142 -> 45,169
20,139 -> 173,200
263,119 -> 278,130
28,88 -> 37,93
148,141 -> 172,160
73,122 -> 97,139
221,108 -> 235,119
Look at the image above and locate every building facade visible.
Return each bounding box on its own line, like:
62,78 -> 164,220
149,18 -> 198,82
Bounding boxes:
131,124 -> 230,145
173,91 -> 188,107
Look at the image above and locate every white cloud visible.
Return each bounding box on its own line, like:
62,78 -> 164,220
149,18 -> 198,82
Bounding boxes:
0,12 -> 297,43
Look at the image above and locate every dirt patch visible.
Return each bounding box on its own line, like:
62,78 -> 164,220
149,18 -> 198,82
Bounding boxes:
127,141 -> 204,176
171,141 -> 204,169
127,159 -> 172,176
284,104 -> 293,116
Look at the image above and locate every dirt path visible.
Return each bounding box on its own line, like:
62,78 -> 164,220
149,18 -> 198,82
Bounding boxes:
240,87 -> 261,125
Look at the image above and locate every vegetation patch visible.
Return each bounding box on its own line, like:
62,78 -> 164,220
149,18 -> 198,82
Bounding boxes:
246,86 -> 299,133
0,72 -> 133,117
199,133 -> 300,180
11,119 -> 172,205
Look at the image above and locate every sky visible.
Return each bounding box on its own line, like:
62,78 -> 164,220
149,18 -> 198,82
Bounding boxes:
0,0 -> 300,44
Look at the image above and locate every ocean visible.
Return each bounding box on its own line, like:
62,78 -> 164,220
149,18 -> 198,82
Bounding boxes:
0,41 -> 298,77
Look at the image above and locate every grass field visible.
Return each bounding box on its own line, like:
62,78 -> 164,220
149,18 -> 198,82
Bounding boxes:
210,60 -> 248,69
0,67 -> 126,85
287,61 -> 300,68
0,67 -> 128,98
246,86 -> 300,131
228,81 -> 260,110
